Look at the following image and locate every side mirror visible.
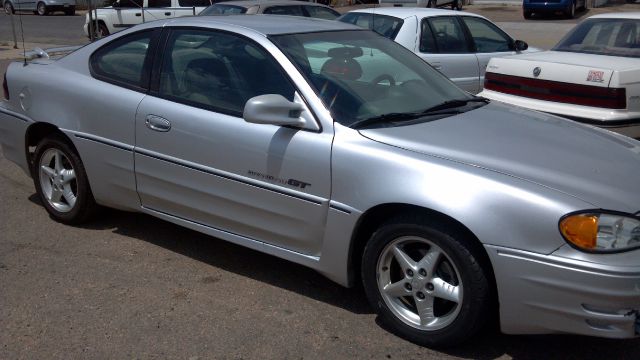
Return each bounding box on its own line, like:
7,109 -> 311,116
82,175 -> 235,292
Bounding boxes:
243,94 -> 306,127
514,40 -> 528,51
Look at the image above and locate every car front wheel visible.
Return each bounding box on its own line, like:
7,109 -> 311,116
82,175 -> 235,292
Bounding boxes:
452,0 -> 462,10
32,135 -> 97,224
362,216 -> 492,347
36,1 -> 47,15
565,1 -> 576,19
427,0 -> 436,8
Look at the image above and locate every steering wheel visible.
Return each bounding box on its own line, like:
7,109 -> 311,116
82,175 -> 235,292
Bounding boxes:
371,74 -> 396,86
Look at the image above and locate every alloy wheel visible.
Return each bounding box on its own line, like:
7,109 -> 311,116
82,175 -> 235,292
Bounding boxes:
376,235 -> 463,331
38,148 -> 78,212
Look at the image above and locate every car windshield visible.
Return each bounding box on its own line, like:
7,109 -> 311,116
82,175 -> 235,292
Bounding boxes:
270,30 -> 475,128
200,4 -> 247,15
553,18 -> 640,58
337,13 -> 405,40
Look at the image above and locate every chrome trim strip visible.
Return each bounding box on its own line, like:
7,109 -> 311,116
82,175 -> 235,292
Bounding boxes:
0,106 -> 32,123
135,148 -> 325,205
143,205 -> 320,261
71,132 -> 134,151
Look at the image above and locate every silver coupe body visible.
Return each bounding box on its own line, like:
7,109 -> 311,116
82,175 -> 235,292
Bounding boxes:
1,16 -> 639,346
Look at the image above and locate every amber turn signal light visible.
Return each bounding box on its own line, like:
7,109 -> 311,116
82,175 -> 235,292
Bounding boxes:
560,214 -> 598,250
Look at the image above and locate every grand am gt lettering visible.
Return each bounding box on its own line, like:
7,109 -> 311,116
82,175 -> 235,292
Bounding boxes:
247,170 -> 311,189
1,16 -> 640,347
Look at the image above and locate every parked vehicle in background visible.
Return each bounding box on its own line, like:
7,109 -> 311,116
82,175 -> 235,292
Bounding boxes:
480,13 -> 640,139
339,8 -> 535,93
199,0 -> 340,19
3,0 -> 76,15
3,15 -> 640,348
379,0 -> 461,11
522,0 -> 586,19
83,0 -> 212,38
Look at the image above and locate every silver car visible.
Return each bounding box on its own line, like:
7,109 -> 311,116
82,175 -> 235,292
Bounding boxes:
3,0 -> 76,15
199,0 -> 340,19
1,16 -> 640,346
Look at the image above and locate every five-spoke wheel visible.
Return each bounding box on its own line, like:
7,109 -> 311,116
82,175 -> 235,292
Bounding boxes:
362,216 -> 492,346
33,135 -> 97,224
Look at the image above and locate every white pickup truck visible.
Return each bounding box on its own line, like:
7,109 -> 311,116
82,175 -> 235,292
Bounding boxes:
83,0 -> 210,37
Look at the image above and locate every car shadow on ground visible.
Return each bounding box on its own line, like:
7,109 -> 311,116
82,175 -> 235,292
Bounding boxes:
27,194 -> 640,358
525,9 -> 591,21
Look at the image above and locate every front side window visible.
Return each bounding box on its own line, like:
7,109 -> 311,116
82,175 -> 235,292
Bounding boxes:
461,16 -> 512,53
117,0 -> 143,8
554,18 -> 640,58
158,29 -> 295,116
262,5 -> 304,16
303,6 -> 340,20
90,30 -> 154,90
199,4 -> 247,15
271,30 -> 471,127
427,17 -> 470,54
338,13 -> 404,40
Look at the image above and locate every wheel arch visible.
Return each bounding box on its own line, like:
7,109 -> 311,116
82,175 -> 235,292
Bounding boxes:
347,203 -> 498,301
25,122 -> 78,174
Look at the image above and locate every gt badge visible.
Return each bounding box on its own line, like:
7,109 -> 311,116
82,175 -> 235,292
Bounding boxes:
587,70 -> 605,83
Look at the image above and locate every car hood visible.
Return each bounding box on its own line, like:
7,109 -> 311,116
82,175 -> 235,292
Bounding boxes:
359,102 -> 640,213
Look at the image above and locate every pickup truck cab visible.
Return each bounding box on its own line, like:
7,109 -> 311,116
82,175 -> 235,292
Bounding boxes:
83,0 -> 211,37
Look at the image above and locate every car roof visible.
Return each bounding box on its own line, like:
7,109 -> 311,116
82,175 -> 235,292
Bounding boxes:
588,12 -> 640,20
167,14 -> 362,35
215,0 -> 333,8
347,7 -> 486,20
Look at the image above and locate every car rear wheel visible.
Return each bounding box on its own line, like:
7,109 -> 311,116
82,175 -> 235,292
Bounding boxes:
33,135 -> 97,224
452,0 -> 461,10
427,0 -> 436,8
36,1 -> 48,15
362,216 -> 492,347
523,9 -> 532,19
4,1 -> 14,14
64,6 -> 75,15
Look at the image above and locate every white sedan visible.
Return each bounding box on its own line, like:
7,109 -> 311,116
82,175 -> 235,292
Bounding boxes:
338,8 -> 535,94
479,13 -> 640,139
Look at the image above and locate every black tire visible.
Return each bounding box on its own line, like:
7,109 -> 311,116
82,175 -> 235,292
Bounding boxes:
361,215 -> 492,347
64,6 -> 75,15
92,22 -> 109,38
452,0 -> 461,10
523,9 -> 532,19
32,134 -> 97,225
564,1 -> 575,19
4,1 -> 14,14
427,0 -> 436,8
36,1 -> 47,15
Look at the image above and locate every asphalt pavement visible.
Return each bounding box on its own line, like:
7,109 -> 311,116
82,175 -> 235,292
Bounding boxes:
2,4 -> 640,359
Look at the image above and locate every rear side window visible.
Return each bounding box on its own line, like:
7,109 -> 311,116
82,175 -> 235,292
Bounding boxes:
90,30 -> 156,91
118,0 -> 143,7
148,0 -> 171,7
338,13 -> 404,39
419,19 -> 437,53
178,0 -> 212,6
199,4 -> 247,15
263,5 -> 304,16
303,6 -> 340,20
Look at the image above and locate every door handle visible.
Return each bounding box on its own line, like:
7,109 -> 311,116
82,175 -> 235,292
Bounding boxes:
164,12 -> 171,15
431,62 -> 442,70
145,115 -> 171,132
135,13 -> 141,16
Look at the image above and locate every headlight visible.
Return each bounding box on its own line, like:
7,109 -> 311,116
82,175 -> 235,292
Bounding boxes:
559,212 -> 640,252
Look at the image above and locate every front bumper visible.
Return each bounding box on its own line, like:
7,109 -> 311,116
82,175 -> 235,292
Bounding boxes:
479,89 -> 640,139
486,244 -> 640,338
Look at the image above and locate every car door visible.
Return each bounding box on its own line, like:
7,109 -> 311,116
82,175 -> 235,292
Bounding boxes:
112,0 -> 145,28
134,28 -> 333,256
460,16 -> 520,89
14,0 -> 36,11
173,0 -> 210,17
417,16 -> 480,94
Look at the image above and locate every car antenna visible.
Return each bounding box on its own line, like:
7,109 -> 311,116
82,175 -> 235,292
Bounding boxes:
17,3 -> 27,66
